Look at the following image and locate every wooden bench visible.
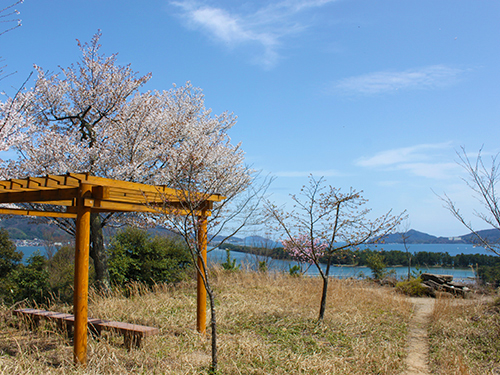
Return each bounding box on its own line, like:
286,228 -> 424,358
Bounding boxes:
13,308 -> 159,349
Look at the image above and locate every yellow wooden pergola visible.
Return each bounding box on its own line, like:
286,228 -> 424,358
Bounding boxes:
0,173 -> 224,365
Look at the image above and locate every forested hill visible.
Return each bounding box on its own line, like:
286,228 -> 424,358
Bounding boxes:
0,217 -> 176,242
0,217 -> 72,241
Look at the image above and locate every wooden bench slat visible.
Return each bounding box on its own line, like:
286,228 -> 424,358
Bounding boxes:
13,308 -> 158,349
98,321 -> 159,336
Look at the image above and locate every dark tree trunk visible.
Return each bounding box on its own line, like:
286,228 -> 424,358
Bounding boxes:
208,289 -> 218,373
407,255 -> 411,281
89,213 -> 110,291
318,254 -> 333,321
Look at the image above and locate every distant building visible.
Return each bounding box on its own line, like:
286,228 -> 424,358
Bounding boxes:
448,237 -> 462,241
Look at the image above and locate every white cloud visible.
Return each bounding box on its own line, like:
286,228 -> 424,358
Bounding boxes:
170,0 -> 338,68
333,65 -> 466,95
189,7 -> 249,44
356,142 -> 461,179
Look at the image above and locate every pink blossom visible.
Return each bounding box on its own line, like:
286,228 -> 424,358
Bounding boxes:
281,234 -> 327,264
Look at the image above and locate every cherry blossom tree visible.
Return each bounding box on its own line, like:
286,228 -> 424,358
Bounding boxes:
0,32 -> 254,290
0,89 -> 32,152
0,32 -> 152,287
267,175 -> 405,321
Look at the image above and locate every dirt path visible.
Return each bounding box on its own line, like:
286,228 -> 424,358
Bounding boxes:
403,297 -> 435,375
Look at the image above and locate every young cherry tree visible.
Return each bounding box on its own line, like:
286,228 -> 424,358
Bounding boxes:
442,147 -> 500,256
0,31 -> 252,290
144,87 -> 270,372
267,175 -> 405,321
154,141 -> 270,373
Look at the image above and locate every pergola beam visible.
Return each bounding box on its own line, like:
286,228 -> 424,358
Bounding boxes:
0,187 -> 79,204
0,207 -> 77,218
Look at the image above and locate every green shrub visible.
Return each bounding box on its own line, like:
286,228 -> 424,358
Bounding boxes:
0,228 -> 22,275
108,227 -> 192,286
221,249 -> 240,271
9,252 -> 50,305
288,264 -> 301,277
478,264 -> 500,287
258,260 -> 268,272
366,252 -> 388,280
395,277 -> 429,297
47,245 -> 76,303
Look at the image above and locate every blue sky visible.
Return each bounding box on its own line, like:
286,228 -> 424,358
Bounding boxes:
1,0 -> 499,237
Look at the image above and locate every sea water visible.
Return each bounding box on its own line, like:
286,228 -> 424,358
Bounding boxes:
207,243 -> 491,281
18,243 -> 489,281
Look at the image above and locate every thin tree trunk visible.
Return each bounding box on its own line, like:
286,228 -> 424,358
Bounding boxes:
208,289 -> 218,373
318,255 -> 333,321
407,255 -> 411,281
89,213 -> 110,291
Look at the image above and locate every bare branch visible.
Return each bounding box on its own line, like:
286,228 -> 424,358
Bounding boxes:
440,147 -> 500,257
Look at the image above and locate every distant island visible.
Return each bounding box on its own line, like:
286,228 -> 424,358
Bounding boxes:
212,229 -> 500,246
379,229 -> 500,245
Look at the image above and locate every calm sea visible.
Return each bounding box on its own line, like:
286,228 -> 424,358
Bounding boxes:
18,243 -> 491,281
364,243 -> 491,256
18,246 -> 45,261
208,243 -> 493,282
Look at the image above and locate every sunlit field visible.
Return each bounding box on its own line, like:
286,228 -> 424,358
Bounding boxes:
0,269 -> 412,374
430,295 -> 500,375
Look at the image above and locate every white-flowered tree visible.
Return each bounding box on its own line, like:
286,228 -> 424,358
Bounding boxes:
267,175 -> 405,321
0,32 -> 255,292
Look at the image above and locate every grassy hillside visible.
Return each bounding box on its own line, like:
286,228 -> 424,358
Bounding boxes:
0,269 -> 411,374
430,296 -> 500,374
1,269 -> 498,374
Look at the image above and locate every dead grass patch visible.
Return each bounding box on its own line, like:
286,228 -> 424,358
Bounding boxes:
1,269 -> 411,374
429,295 -> 500,375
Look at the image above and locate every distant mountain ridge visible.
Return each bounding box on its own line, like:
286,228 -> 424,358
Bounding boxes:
1,216 -> 499,245
381,229 -> 500,244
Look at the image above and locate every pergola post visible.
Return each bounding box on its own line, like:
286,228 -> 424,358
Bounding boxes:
196,214 -> 208,334
73,183 -> 92,365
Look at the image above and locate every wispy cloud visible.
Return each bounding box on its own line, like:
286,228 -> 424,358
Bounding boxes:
170,0 -> 338,68
333,65 -> 466,95
274,169 -> 342,178
395,162 -> 459,179
356,142 -> 460,179
356,143 -> 452,167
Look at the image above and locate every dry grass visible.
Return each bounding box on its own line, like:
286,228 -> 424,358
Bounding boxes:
0,268 -> 411,374
429,294 -> 500,375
